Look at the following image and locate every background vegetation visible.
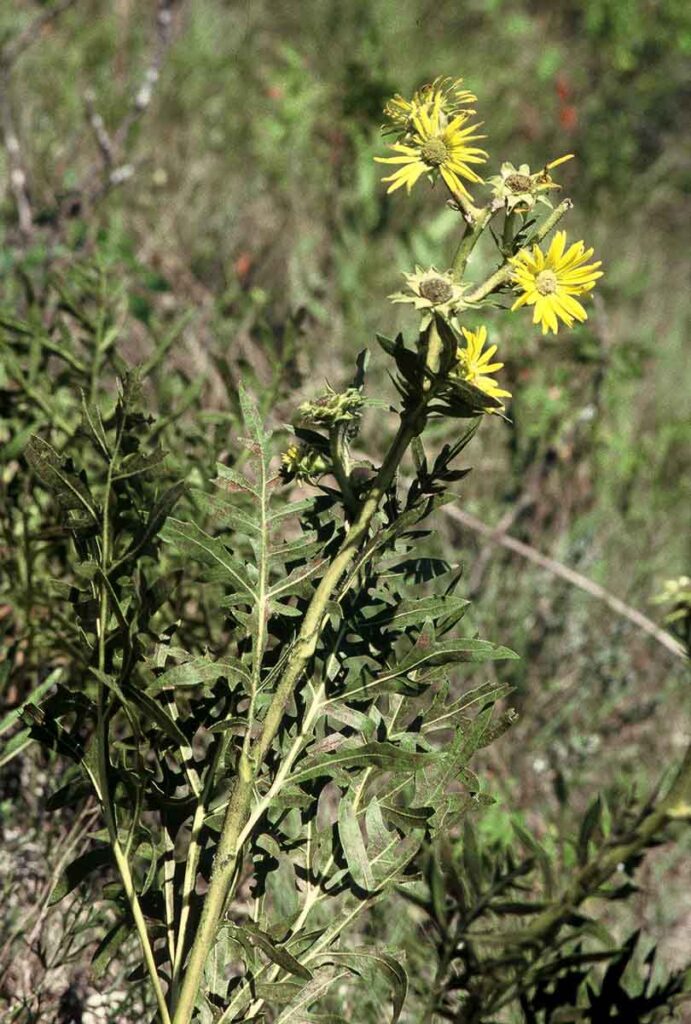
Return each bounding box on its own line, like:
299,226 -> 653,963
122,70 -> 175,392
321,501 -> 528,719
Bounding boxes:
1,0 -> 690,1020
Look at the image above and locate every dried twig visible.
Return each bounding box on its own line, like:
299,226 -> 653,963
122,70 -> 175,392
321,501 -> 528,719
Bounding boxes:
1,0 -> 179,236
445,502 -> 686,661
0,0 -> 78,69
83,88 -> 115,170
0,0 -> 80,238
114,0 -> 176,150
0,73 -> 33,238
81,0 -> 178,203
467,494 -> 532,596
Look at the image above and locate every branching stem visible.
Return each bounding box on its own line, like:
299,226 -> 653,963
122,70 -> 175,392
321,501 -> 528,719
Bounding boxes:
171,344 -> 442,1024
465,199 -> 573,303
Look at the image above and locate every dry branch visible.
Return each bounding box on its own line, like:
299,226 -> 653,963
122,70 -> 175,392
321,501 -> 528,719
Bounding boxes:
0,0 -> 79,237
445,502 -> 686,661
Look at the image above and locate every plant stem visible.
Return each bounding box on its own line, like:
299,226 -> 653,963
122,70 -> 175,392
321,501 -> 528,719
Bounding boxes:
171,377 -> 437,1024
329,423 -> 357,515
171,735 -> 228,996
511,740 -> 691,949
451,206 -> 494,281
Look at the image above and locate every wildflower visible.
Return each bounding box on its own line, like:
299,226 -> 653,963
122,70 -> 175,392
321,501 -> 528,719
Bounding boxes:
382,76 -> 477,137
296,387 -> 364,428
389,266 -> 469,322
281,444 -> 301,472
376,93 -> 487,199
280,443 -> 330,483
510,231 -> 603,335
451,325 -> 511,411
488,154 -> 574,213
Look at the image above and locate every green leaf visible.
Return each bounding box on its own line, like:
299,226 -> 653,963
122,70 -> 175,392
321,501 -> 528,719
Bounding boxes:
0,728 -> 32,769
49,846 -> 112,905
253,981 -> 305,1005
80,393 -> 110,461
353,635 -> 517,700
290,742 -> 439,786
161,518 -> 255,598
578,795 -> 604,866
92,669 -> 188,746
24,435 -> 98,527
422,680 -> 512,734
111,479 -> 186,574
338,792 -> 375,891
148,655 -> 250,692
326,703 -> 377,737
215,461 -> 260,498
92,922 -> 129,978
513,823 -> 555,897
205,925 -> 245,1000
313,950 -> 408,1024
244,925 -> 313,980
111,445 -> 168,481
275,968 -> 348,1024
379,803 -> 433,833
399,636 -> 519,672
360,594 -> 470,632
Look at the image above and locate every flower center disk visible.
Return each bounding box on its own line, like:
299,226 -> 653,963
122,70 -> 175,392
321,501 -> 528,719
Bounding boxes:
506,173 -> 532,193
420,277 -> 454,303
536,270 -> 558,295
421,137 -> 449,167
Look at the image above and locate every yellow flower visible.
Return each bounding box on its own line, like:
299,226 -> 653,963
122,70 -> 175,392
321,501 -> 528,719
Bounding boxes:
382,76 -> 477,136
376,93 -> 487,199
280,443 -> 330,482
452,325 -> 511,411
510,231 -> 603,335
281,444 -> 301,471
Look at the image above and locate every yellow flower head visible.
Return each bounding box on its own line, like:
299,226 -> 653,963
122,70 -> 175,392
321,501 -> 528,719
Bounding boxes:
510,231 -> 603,335
281,444 -> 301,472
382,76 -> 477,136
451,325 -> 511,412
376,93 -> 487,200
280,443 -> 330,482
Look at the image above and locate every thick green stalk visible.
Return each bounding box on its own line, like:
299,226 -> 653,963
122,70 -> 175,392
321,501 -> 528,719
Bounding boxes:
451,206 -> 494,281
171,359 -> 440,1024
171,736 -> 226,997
